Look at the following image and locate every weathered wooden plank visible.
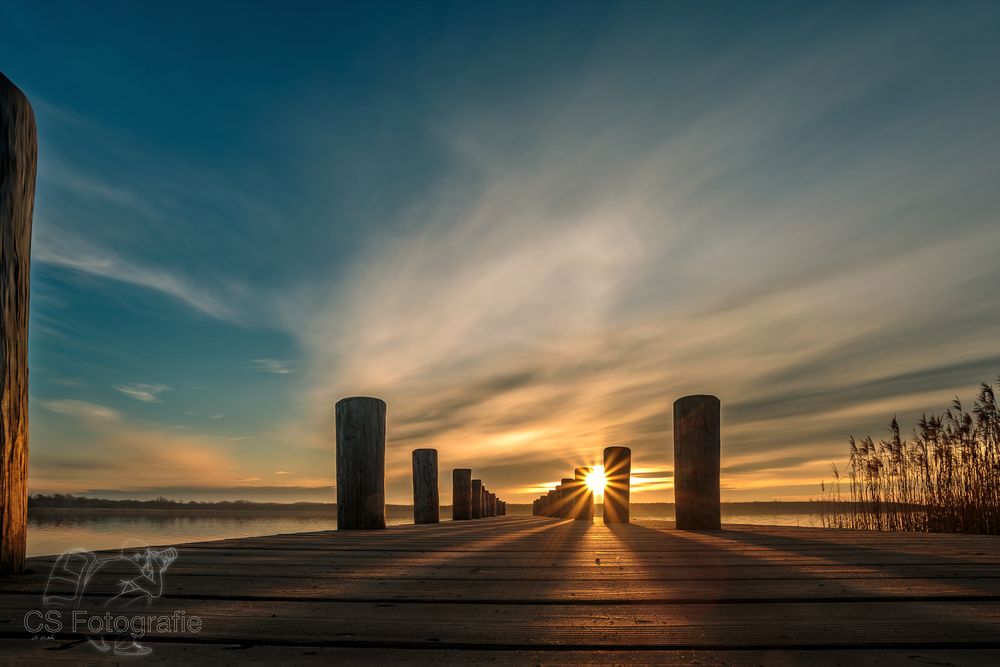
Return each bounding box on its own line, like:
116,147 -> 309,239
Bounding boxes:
4,572 -> 998,603
2,640 -> 999,666
1,596 -> 999,647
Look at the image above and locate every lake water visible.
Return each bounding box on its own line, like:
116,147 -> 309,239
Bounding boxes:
27,506 -> 827,557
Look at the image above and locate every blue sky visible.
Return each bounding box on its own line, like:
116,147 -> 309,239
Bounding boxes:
3,0 -> 999,502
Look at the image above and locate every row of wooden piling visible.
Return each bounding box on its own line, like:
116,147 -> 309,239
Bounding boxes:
450,469 -> 506,521
529,445 -> 632,523
530,395 -> 722,529
335,396 -> 508,529
336,394 -> 722,530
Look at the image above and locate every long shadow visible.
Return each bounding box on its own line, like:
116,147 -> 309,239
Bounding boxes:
609,521 -> 1000,649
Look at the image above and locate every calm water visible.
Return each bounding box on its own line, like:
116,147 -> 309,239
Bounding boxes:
27,507 -> 825,557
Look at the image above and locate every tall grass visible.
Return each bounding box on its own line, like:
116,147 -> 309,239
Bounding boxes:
822,376 -> 1000,534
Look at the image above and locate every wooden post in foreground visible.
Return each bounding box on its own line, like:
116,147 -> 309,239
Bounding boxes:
453,469 -> 472,520
575,467 -> 594,521
603,446 -> 631,524
0,73 -> 35,575
674,394 -> 721,530
411,449 -> 439,524
336,397 -> 387,530
471,479 -> 483,519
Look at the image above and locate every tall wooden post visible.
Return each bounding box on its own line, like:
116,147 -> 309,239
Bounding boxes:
336,397 -> 386,530
0,73 -> 35,575
575,467 -> 594,521
452,469 -> 472,520
560,478 -> 574,518
471,479 -> 483,519
411,449 -> 439,524
603,446 -> 631,524
481,487 -> 488,517
674,395 -> 721,530
546,489 -> 556,516
532,499 -> 539,516
488,492 -> 496,517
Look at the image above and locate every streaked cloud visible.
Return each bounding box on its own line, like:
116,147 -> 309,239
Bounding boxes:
13,2 -> 1000,502
42,400 -> 121,422
114,383 -> 170,403
251,358 -> 294,375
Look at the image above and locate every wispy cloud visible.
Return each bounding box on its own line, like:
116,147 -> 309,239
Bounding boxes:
34,232 -> 240,321
42,400 -> 122,422
114,383 -> 171,403
251,358 -> 294,375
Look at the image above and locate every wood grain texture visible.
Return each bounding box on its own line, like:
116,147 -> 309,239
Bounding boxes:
471,479 -> 483,519
0,72 -> 35,575
335,397 -> 386,529
3,517 -> 1000,663
411,449 -> 439,524
604,447 -> 631,524
452,469 -> 471,520
674,395 -> 721,530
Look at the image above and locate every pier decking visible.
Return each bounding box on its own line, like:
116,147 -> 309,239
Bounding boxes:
2,516 -> 1000,664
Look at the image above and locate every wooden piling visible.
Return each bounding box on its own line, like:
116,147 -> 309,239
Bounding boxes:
411,449 -> 439,524
558,479 -> 573,518
335,397 -> 387,530
673,394 -> 721,530
471,479 -> 483,519
532,499 -> 539,516
488,492 -> 497,517
603,446 -> 631,524
0,73 -> 36,575
545,490 -> 555,516
452,469 -> 472,520
575,467 -> 595,521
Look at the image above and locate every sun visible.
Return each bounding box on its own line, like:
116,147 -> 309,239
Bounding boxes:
585,466 -> 607,494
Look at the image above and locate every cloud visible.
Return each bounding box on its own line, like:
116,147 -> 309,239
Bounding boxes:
251,358 -> 294,375
279,8 -> 1000,503
42,400 -> 122,422
114,383 -> 171,403
34,232 -> 240,321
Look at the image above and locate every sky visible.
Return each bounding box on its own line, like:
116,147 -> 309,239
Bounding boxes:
2,0 -> 999,503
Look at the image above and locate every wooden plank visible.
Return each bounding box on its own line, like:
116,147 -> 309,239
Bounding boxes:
2,640 -> 1000,666
3,572 -> 998,603
2,596 -> 1000,647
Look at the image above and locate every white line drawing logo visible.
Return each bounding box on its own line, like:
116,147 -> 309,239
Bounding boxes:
38,539 -> 183,656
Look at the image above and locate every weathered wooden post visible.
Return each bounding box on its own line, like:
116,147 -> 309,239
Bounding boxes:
411,449 -> 439,524
471,479 -> 484,519
0,73 -> 35,575
532,499 -> 539,516
575,467 -> 594,521
482,487 -> 488,517
603,446 -> 631,524
488,492 -> 496,517
674,394 -> 721,530
545,490 -> 555,516
542,493 -> 552,516
336,397 -> 387,530
560,478 -> 574,518
452,468 -> 472,520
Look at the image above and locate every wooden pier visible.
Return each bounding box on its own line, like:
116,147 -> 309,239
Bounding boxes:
2,516 -> 1000,664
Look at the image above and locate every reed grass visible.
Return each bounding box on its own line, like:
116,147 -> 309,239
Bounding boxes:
821,376 -> 1000,534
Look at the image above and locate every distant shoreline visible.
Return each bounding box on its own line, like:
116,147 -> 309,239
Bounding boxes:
28,495 -> 833,515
